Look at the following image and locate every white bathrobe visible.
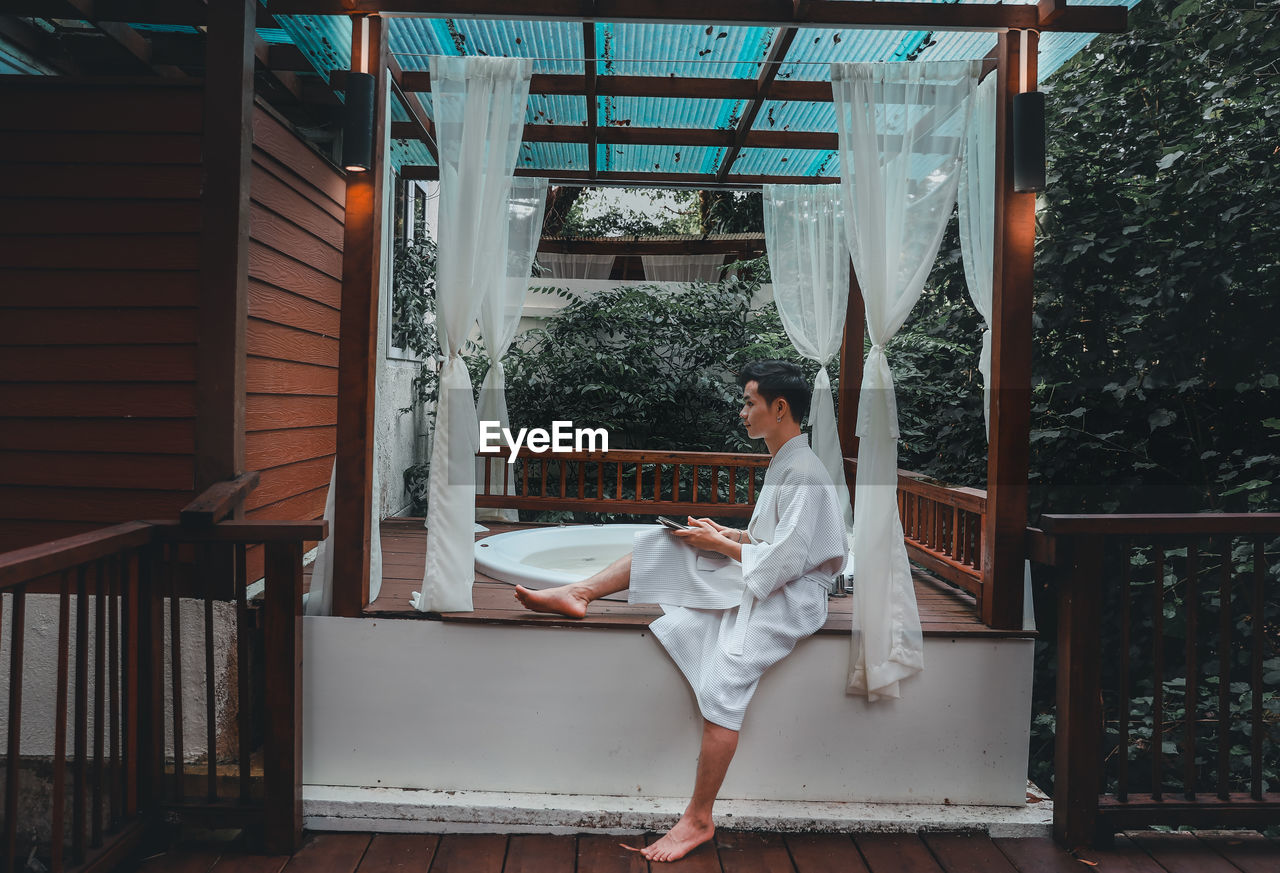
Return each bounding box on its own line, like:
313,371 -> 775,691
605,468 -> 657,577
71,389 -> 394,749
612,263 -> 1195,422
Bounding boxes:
628,434 -> 848,730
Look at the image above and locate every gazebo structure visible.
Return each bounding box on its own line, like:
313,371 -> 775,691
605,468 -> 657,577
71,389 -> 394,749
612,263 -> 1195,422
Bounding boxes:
1,2 -> 1277,869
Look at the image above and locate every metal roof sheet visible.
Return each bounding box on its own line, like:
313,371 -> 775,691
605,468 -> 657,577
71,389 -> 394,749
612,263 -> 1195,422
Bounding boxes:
271,4 -> 1143,181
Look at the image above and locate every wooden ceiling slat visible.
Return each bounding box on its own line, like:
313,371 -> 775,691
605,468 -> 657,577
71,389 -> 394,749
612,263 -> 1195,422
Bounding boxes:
265,1 -> 1129,34
716,26 -> 798,182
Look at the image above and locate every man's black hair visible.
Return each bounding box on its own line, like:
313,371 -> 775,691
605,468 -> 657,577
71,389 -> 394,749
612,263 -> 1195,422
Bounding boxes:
737,360 -> 810,425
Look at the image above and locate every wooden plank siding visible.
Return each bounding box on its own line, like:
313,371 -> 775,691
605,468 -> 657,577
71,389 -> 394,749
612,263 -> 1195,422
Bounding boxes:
0,80 -> 346,567
244,103 -> 345,577
0,79 -> 204,552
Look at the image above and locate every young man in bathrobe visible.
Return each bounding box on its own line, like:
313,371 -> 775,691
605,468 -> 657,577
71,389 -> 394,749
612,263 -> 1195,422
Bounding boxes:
514,360 -> 848,863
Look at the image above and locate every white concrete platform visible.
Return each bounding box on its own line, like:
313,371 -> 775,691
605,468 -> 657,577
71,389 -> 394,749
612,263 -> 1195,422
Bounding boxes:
303,783 -> 1053,837
304,616 -> 1037,808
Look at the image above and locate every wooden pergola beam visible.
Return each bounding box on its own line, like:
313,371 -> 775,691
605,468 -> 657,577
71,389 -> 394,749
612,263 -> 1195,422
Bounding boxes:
266,1 -> 1128,34
716,25 -> 797,182
538,236 -> 764,254
400,164 -> 840,189
388,53 -> 440,163
583,19 -> 598,178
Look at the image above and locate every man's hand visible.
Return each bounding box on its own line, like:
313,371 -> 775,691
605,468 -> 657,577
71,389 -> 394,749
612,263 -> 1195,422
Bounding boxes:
672,517 -> 743,561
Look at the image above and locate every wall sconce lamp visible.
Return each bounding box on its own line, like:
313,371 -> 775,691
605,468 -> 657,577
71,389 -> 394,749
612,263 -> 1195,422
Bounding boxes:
1011,29 -> 1045,193
343,71 -> 376,173
1012,90 -> 1046,193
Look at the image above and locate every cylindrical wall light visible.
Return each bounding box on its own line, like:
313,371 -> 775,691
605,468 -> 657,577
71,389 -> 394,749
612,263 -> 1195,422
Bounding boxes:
343,71 -> 376,173
1012,90 -> 1045,193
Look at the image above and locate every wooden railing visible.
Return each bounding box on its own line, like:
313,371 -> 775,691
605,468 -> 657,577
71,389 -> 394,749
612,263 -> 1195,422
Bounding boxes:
477,448 -> 773,518
478,448 -> 989,592
843,458 -> 987,596
0,475 -> 323,872
1032,514 -> 1280,848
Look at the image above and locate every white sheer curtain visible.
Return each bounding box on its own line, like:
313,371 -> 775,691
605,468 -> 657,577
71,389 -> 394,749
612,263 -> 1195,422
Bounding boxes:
833,59 -> 981,701
476,177 -> 549,522
413,56 -> 532,613
641,254 -> 725,282
761,184 -> 853,531
539,252 -> 615,279
958,73 -> 997,440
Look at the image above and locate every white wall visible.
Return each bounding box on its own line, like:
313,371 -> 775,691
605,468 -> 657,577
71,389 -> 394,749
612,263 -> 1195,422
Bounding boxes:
0,591 -> 237,761
304,616 -> 1035,806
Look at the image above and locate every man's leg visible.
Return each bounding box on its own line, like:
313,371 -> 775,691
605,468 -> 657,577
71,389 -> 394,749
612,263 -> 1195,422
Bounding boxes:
513,553 -> 631,618
642,719 -> 738,862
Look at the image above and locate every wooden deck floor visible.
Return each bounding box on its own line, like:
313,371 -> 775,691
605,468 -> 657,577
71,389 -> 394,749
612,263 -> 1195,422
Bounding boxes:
132,829 -> 1280,873
347,519 -> 1032,639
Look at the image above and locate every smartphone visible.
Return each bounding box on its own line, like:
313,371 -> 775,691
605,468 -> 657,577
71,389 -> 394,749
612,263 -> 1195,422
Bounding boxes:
657,515 -> 691,531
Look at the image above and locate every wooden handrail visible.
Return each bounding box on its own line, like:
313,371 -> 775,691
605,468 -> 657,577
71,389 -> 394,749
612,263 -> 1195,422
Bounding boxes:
0,522 -> 152,590
1039,513 -> 1280,535
179,471 -> 261,526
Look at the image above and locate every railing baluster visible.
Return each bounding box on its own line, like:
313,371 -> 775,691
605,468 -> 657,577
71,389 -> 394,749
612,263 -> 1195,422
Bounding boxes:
1216,535 -> 1231,801
728,465 -> 737,504
578,460 -> 586,500
1152,544 -> 1165,801
634,460 -> 642,501
560,459 -> 568,498
521,456 -> 529,498
1184,539 -> 1198,800
595,459 -> 603,502
691,466 -> 699,504
92,559 -> 106,847
73,565 -> 88,862
108,555 -> 121,830
235,544 -> 251,805
1249,537 -> 1265,801
52,572 -> 71,873
169,544 -> 185,801
748,466 -> 756,503
205,563 -> 218,802
483,451 -> 492,496
4,586 -> 26,873
540,458 -> 548,499
950,506 -> 960,559
615,461 -> 622,502
673,464 -> 681,502
653,463 -> 661,503
1118,538 -> 1131,802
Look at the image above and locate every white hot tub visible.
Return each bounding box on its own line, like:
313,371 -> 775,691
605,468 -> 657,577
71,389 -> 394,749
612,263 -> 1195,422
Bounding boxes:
475,523 -> 658,602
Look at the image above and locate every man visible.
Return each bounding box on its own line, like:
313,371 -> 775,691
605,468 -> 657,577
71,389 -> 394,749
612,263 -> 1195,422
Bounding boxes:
514,360 -> 848,862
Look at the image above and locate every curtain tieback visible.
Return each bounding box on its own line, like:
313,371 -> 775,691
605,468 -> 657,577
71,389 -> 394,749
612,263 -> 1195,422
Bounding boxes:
855,343 -> 900,440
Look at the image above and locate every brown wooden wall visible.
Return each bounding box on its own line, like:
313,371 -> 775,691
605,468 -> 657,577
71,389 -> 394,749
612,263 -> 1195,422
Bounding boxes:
0,79 -> 204,552
0,81 -> 345,560
244,103 -> 343,542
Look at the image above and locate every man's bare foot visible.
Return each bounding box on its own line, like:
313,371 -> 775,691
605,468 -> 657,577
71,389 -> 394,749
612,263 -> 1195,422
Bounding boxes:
513,583 -> 590,618
642,813 -> 715,862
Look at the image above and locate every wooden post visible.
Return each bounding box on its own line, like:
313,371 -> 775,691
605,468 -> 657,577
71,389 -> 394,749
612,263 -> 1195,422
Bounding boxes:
981,29 -> 1036,629
262,540 -> 303,854
195,0 -> 254,492
1053,534 -> 1105,848
836,264 -> 865,496
332,15 -> 389,617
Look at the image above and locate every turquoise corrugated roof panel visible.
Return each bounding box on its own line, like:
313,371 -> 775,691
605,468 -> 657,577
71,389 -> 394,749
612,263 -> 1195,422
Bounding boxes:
600,23 -> 774,79
273,14 -> 350,85
729,147 -> 837,177
390,138 -> 436,172
756,100 -> 835,133
390,17 -> 583,74
604,96 -> 743,131
604,144 -> 722,175
519,142 -> 589,171
528,94 -> 586,127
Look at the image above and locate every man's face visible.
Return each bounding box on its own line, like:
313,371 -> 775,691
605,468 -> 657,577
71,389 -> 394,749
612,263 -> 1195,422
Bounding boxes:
739,381 -> 772,439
